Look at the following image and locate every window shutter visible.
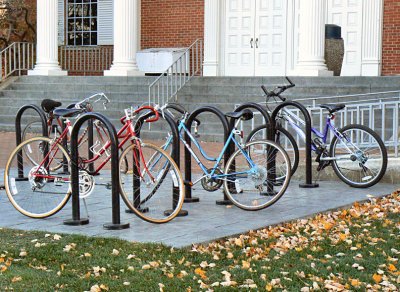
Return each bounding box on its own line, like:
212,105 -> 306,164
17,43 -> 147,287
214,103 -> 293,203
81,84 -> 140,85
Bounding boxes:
97,0 -> 114,45
58,0 -> 65,45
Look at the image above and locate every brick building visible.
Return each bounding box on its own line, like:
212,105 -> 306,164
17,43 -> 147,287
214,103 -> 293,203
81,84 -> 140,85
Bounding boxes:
27,0 -> 400,77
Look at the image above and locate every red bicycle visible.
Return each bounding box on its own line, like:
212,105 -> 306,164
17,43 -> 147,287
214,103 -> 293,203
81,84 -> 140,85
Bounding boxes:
4,98 -> 184,224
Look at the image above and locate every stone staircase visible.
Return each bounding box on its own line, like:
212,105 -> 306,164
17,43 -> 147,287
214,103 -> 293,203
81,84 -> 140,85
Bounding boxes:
1,75 -> 400,142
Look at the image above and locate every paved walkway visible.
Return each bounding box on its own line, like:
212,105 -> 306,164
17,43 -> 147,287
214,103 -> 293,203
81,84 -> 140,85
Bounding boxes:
0,169 -> 396,247
0,131 -> 398,247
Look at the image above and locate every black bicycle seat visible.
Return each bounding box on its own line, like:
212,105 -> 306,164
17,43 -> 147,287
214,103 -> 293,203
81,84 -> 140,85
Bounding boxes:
53,108 -> 83,118
225,109 -> 254,121
319,104 -> 346,113
41,99 -> 62,113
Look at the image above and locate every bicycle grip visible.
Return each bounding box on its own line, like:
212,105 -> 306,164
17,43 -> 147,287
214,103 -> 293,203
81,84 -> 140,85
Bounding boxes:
166,103 -> 201,125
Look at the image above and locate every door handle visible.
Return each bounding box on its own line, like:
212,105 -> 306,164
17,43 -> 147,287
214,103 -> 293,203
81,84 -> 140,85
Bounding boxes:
255,38 -> 259,48
250,38 -> 254,48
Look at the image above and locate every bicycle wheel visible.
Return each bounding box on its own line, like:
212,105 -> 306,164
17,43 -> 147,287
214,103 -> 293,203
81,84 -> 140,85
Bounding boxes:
329,124 -> 387,188
119,142 -> 184,223
223,140 -> 291,210
246,124 -> 299,176
4,137 -> 71,218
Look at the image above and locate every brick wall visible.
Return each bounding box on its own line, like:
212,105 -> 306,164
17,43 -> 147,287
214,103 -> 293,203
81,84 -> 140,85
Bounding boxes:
382,0 -> 400,76
141,0 -> 204,49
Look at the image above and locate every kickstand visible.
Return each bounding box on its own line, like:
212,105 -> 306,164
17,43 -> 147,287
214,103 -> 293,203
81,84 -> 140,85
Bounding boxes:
314,169 -> 322,185
82,198 -> 90,218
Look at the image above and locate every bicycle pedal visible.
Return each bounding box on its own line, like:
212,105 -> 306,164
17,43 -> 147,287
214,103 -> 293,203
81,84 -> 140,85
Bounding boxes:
184,180 -> 193,187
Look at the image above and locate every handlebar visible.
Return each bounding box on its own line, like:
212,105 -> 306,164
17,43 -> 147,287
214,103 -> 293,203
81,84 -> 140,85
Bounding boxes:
136,105 -> 159,123
261,77 -> 295,102
75,92 -> 110,111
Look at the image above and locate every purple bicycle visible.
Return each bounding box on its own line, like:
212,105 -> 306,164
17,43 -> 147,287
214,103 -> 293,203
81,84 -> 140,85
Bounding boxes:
247,77 -> 387,188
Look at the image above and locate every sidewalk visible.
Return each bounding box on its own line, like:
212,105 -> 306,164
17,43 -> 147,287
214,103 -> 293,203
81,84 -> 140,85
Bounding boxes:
0,130 -> 398,247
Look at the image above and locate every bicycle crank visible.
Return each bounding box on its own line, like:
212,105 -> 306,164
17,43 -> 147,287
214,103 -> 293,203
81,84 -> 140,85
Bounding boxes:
201,168 -> 223,192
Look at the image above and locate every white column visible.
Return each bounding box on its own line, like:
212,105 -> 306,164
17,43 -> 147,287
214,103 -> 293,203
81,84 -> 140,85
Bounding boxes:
203,0 -> 220,76
105,0 -> 143,76
29,0 -> 66,76
361,0 -> 383,76
293,0 -> 332,76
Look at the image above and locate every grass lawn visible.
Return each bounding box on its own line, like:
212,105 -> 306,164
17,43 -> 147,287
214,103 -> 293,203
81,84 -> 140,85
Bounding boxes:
0,192 -> 399,291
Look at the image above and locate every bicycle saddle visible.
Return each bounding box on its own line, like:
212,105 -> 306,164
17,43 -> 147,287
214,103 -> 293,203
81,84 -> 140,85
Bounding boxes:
53,108 -> 83,118
225,109 -> 254,121
41,99 -> 62,113
319,104 -> 346,113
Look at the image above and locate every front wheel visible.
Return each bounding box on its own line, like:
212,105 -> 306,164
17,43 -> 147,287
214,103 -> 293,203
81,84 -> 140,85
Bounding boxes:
119,142 -> 184,223
223,140 -> 291,211
4,137 -> 71,218
246,124 -> 299,176
329,124 -> 387,188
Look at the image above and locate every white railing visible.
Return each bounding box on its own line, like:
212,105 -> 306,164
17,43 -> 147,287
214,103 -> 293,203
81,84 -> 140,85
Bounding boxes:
58,46 -> 113,74
148,39 -> 203,106
0,42 -> 36,81
238,91 -> 400,157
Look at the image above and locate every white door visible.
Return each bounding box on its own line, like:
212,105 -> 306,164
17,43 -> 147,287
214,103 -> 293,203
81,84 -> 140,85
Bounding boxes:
327,0 -> 362,76
255,0 -> 287,75
224,0 -> 287,76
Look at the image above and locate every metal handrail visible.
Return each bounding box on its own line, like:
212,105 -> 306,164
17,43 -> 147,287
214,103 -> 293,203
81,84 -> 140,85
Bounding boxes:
148,39 -> 203,106
0,42 -> 36,81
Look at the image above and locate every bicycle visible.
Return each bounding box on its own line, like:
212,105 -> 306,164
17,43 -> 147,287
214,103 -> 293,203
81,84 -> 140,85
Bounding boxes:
246,77 -> 388,188
160,103 -> 291,211
4,102 -> 185,223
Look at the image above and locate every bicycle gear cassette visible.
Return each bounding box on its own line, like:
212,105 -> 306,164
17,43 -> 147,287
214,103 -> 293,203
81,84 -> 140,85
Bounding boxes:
201,168 -> 223,192
79,170 -> 95,199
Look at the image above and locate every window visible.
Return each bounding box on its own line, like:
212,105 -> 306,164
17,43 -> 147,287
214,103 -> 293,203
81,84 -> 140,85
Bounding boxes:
67,0 -> 97,46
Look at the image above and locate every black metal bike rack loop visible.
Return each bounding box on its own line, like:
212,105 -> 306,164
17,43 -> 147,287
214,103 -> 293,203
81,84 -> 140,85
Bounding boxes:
271,101 -> 319,188
184,106 -> 232,205
231,102 -> 276,195
15,104 -> 48,179
64,112 -> 130,229
133,109 -> 188,217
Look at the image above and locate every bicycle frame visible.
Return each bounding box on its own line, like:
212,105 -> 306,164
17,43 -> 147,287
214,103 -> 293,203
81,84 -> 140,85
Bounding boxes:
278,108 -> 360,158
33,107 -> 158,182
163,118 -> 256,185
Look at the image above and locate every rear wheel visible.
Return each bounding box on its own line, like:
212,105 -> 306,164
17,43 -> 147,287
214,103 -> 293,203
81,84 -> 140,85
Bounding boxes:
4,137 -> 71,218
223,140 -> 291,210
330,124 -> 387,188
119,142 -> 184,223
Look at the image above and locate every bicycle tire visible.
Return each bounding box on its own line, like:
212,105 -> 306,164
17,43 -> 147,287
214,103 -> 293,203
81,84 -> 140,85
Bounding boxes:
4,136 -> 71,218
223,140 -> 291,210
246,124 -> 299,176
329,124 -> 387,188
119,142 -> 184,223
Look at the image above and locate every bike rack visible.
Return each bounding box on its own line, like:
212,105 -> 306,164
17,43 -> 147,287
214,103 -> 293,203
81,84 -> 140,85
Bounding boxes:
15,104 -> 48,179
271,101 -> 319,188
184,106 -> 232,205
64,112 -> 130,229
231,102 -> 276,195
133,109 -> 188,217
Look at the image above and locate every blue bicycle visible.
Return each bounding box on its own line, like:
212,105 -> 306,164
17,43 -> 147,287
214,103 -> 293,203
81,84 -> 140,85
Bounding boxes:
247,78 -> 388,188
159,104 -> 291,211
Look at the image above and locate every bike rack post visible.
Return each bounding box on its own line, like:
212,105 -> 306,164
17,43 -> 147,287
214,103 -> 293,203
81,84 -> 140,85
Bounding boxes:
133,109 -> 188,217
15,104 -> 48,179
64,112 -> 130,229
232,103 -> 276,195
271,101 -> 319,188
185,106 -> 232,205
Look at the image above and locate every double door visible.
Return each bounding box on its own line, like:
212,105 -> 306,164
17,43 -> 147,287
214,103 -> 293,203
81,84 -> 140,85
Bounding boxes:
224,0 -> 287,76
